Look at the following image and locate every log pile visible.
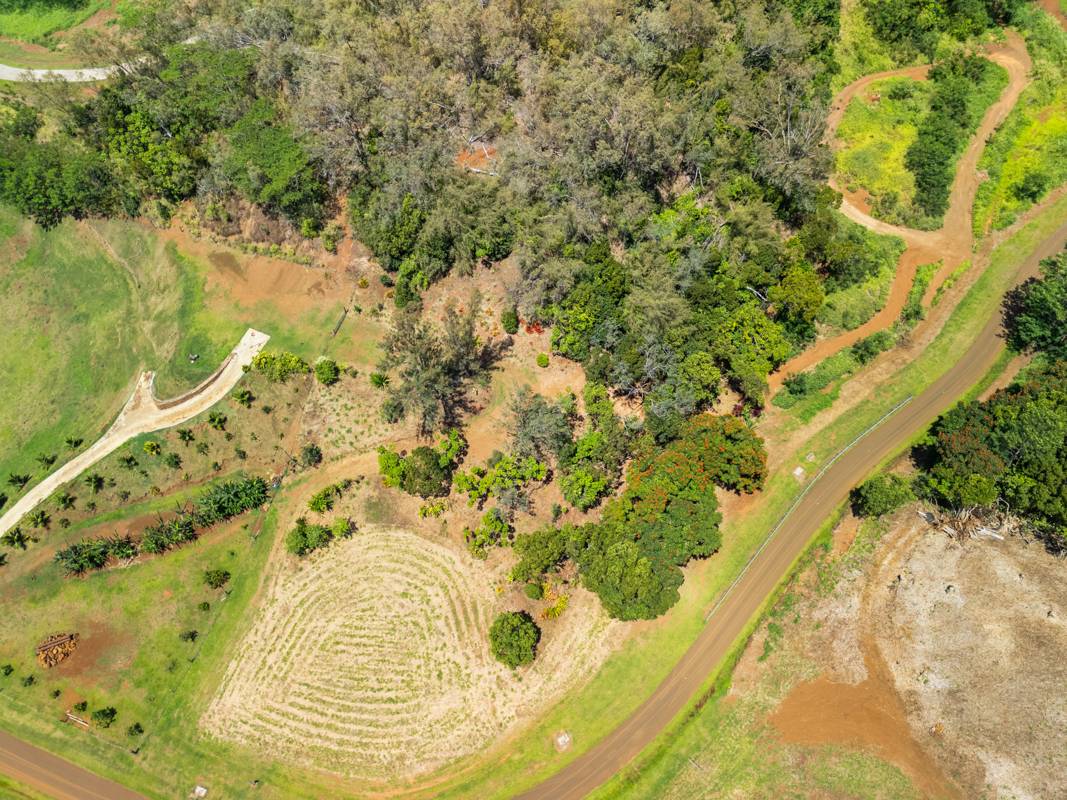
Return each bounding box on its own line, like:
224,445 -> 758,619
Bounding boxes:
35,633 -> 78,668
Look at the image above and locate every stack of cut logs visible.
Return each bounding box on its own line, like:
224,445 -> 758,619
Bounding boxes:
35,633 -> 78,668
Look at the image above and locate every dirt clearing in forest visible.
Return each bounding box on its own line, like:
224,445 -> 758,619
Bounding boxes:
201,529 -> 620,782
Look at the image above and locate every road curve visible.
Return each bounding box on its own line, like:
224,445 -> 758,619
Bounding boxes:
519,219 -> 1067,799
0,328 -> 269,538
0,729 -> 144,800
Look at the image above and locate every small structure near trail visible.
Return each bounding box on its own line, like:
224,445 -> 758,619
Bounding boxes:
36,632 -> 79,668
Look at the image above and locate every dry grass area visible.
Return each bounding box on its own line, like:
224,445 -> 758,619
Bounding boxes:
200,528 -> 620,781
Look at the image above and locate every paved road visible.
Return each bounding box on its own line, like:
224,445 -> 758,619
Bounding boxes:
0,729 -> 143,800
0,329 -> 269,538
0,64 -> 117,82
518,218 -> 1067,799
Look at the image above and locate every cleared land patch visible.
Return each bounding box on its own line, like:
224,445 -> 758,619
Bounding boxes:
201,529 -> 619,782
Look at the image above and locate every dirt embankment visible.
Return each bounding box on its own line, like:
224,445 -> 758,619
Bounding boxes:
768,512 -> 1067,800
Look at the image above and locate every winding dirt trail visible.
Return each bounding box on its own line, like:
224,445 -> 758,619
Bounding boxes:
0,329 -> 269,538
769,32 -> 1032,392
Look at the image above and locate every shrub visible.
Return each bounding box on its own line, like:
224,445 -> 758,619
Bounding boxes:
163,452 -> 182,470
251,351 -> 310,382
454,454 -> 548,506
0,664 -> 11,676
523,582 -> 544,600
301,442 -> 323,467
285,517 -> 335,556
851,474 -> 914,517
488,611 -> 541,668
307,481 -> 350,513
536,353 -> 549,368
73,700 -> 87,712
560,467 -> 609,511
198,601 -> 211,612
21,675 -> 35,687
203,569 -> 231,589
370,371 -> 390,389
464,508 -> 512,558
127,722 -> 144,737
178,630 -> 198,643
850,330 -> 895,364
91,707 -> 117,728
501,307 -> 519,334
143,441 -> 161,456
314,358 -> 341,386
1011,170 -> 1049,202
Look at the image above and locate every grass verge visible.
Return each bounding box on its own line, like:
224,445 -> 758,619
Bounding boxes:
973,6 -> 1067,235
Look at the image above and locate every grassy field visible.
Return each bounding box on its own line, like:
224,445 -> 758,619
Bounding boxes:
0,0 -> 110,44
973,6 -> 1067,235
585,190 -> 1067,800
0,207 -> 364,507
836,75 -> 930,221
0,210 -> 250,495
0,773 -> 51,800
836,61 -> 1008,229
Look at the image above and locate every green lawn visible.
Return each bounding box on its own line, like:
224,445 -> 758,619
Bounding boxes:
973,6 -> 1067,235
0,0 -> 110,44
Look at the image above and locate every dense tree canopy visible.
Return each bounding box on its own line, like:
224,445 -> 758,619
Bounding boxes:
915,361 -> 1067,544
1006,251 -> 1067,360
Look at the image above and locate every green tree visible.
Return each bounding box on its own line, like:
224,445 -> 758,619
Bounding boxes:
851,474 -> 914,517
488,611 -> 541,668
91,707 -> 117,728
203,569 -> 231,589
1006,251 -> 1067,360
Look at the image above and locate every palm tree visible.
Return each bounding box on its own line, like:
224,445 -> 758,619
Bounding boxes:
119,454 -> 138,470
36,453 -> 56,469
27,509 -> 49,529
56,492 -> 76,510
64,436 -> 83,450
1,527 -> 28,550
177,428 -> 195,446
84,473 -> 104,494
6,474 -> 29,490
208,411 -> 227,431
143,440 -> 161,456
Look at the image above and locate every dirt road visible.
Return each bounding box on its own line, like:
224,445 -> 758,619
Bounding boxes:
0,729 -> 143,800
769,32 -> 1031,392
0,329 -> 269,538
519,216 -> 1067,800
